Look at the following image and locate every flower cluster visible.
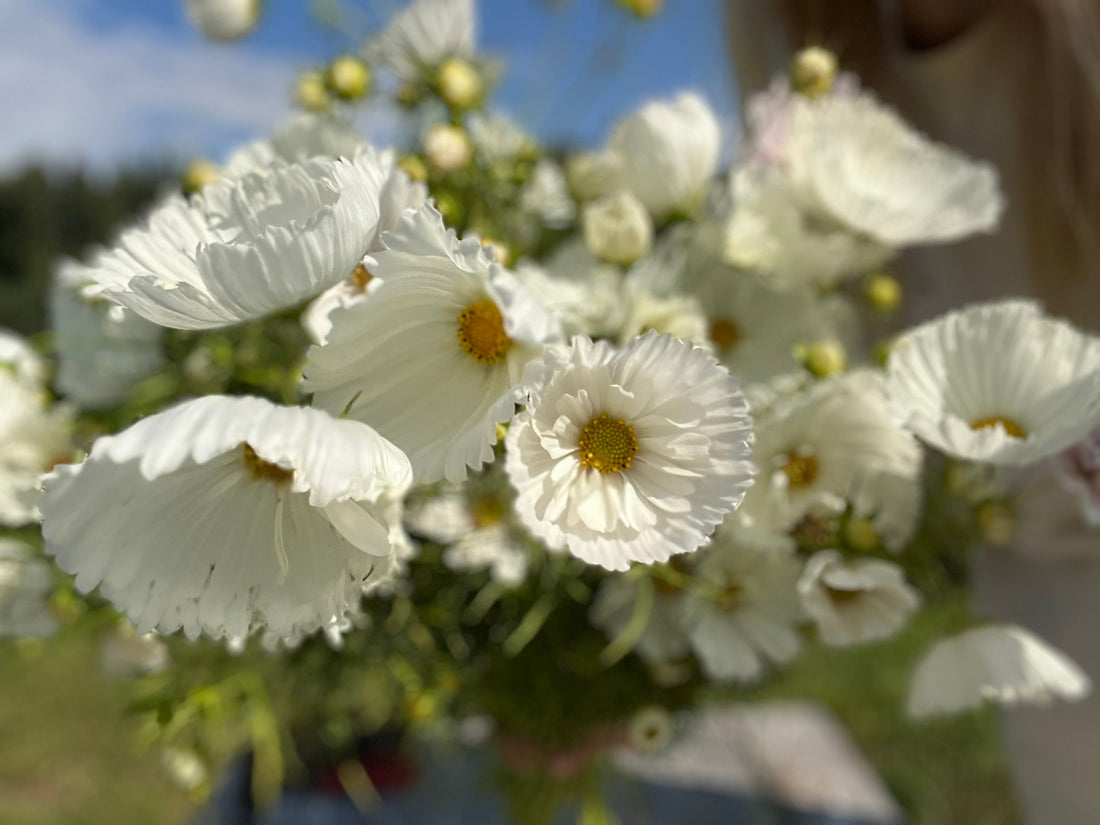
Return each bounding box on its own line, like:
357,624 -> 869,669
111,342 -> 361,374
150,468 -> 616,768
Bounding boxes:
5,0 -> 1100,806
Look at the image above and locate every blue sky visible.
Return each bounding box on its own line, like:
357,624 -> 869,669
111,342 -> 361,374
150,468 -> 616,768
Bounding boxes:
0,0 -> 741,176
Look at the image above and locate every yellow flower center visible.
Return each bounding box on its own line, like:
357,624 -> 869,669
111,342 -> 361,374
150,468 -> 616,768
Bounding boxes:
780,451 -> 819,489
469,497 -> 506,529
970,416 -> 1027,439
240,443 -> 293,485
456,299 -> 512,365
578,413 -> 639,474
350,263 -> 373,293
709,318 -> 741,351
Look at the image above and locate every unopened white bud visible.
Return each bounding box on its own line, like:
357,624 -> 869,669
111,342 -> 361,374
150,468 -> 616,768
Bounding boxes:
423,124 -> 472,174
583,190 -> 653,266
436,57 -> 484,110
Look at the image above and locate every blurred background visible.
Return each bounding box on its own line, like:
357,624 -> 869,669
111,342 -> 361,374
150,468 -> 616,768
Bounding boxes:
0,1 -> 1020,823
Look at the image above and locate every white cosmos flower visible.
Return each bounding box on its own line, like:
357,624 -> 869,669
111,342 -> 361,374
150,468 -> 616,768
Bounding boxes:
517,243 -> 625,339
565,150 -> 622,203
50,260 -> 164,409
0,329 -> 45,388
908,625 -> 1092,718
467,112 -> 537,165
84,150 -> 389,330
695,268 -> 859,383
725,164 -> 892,289
304,204 -> 559,484
683,522 -> 803,682
505,332 -> 755,570
798,550 -> 919,647
520,160 -> 576,229
40,395 -> 412,642
184,0 -> 260,42
0,539 -> 58,639
0,373 -> 71,527
784,93 -> 1003,246
886,300 -> 1100,466
742,370 -> 922,549
223,114 -> 371,178
369,0 -> 475,82
589,572 -> 691,665
607,92 -> 721,220
617,283 -> 709,350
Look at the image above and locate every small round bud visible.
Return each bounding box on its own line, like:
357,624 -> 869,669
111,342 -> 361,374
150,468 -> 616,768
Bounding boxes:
435,56 -> 484,111
423,123 -> 472,174
398,154 -> 429,182
791,46 -> 839,99
295,70 -> 331,113
181,159 -> 220,196
583,190 -> 654,266
977,501 -> 1015,547
326,55 -> 371,101
798,339 -> 847,378
865,272 -> 903,312
184,0 -> 260,42
844,517 -> 880,553
616,0 -> 664,18
629,706 -> 674,753
396,81 -> 425,109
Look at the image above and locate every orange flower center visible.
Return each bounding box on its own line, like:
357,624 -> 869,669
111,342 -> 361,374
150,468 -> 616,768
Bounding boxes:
710,318 -> 741,351
969,416 -> 1027,439
457,299 -> 512,365
240,443 -> 293,485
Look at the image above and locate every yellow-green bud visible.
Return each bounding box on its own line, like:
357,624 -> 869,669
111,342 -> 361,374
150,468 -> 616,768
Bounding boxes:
865,272 -> 903,312
398,154 -> 429,182
396,81 -> 425,109
977,501 -> 1015,547
844,517 -> 880,553
295,70 -> 331,113
798,339 -> 847,378
326,55 -> 371,101
182,159 -> 220,196
791,46 -> 839,98
616,0 -> 664,18
436,56 -> 484,111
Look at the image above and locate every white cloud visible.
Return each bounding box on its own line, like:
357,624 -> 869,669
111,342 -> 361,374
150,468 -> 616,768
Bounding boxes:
0,0 -> 400,175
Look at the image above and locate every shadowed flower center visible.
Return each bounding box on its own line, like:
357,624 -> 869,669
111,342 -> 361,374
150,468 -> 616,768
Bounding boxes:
457,299 -> 512,364
780,451 -> 819,489
716,581 -> 743,611
578,413 -> 639,473
240,443 -> 293,485
970,416 -> 1027,439
469,496 -> 506,529
709,318 -> 741,351
825,584 -> 866,605
350,263 -> 373,293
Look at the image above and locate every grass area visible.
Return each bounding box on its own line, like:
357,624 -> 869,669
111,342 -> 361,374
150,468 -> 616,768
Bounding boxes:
0,595 -> 1020,824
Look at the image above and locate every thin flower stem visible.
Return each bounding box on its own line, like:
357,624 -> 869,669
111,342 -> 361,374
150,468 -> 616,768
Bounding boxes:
599,575 -> 654,667
503,593 -> 557,657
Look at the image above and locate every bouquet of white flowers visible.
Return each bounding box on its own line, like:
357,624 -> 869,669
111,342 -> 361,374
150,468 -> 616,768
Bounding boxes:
3,1 -> 1099,821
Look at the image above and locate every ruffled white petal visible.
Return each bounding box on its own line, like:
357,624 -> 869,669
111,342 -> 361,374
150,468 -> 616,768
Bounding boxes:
367,0 -> 475,81
908,625 -> 1092,717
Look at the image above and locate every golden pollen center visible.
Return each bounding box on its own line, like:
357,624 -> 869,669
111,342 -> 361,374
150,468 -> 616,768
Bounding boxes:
240,443 -> 293,485
970,416 -> 1027,439
350,263 -> 373,293
781,452 -> 819,489
578,413 -> 639,474
456,299 -> 512,365
710,318 -> 741,351
469,497 -> 505,529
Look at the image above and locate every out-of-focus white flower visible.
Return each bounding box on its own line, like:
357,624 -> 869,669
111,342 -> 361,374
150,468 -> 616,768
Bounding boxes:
423,123 -> 472,173
0,539 -> 57,639
520,160 -> 576,229
908,625 -> 1091,717
369,0 -> 475,83
467,112 -> 536,165
798,550 -> 919,646
100,621 -> 170,676
742,370 -> 922,550
40,396 -> 412,642
617,283 -> 709,349
305,204 -> 559,483
590,573 -> 691,665
725,164 -> 891,289
606,92 -> 720,220
223,114 -> 370,178
683,522 -> 803,682
694,269 -> 858,382
517,245 -> 624,339
84,151 -> 390,330
505,332 -> 754,570
0,374 -> 71,527
565,150 -> 622,203
50,260 -> 164,409
301,158 -> 429,344
583,191 -> 654,266
628,706 -> 675,752
184,0 -> 260,42
1058,427 -> 1100,526
0,328 -> 45,389
785,93 -> 1003,246
886,300 -> 1100,466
